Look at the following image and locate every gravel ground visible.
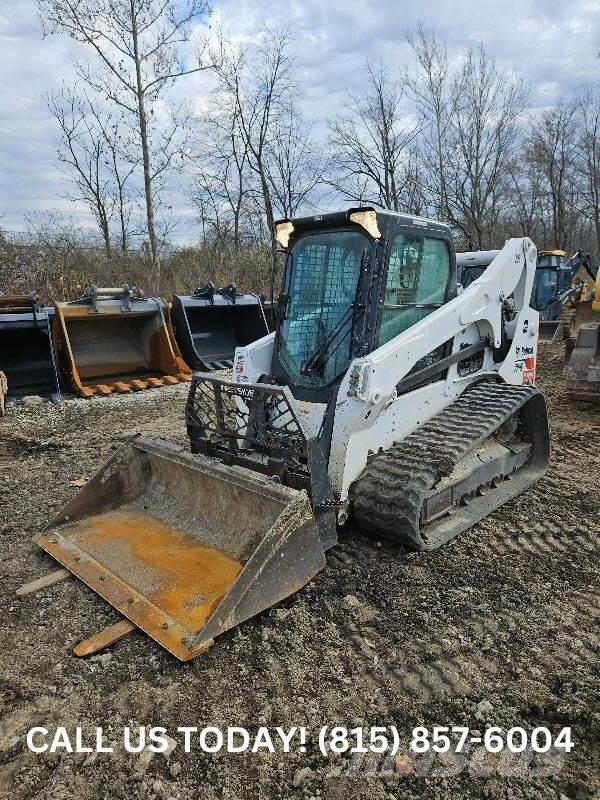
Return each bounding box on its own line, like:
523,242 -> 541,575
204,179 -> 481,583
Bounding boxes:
0,346 -> 598,800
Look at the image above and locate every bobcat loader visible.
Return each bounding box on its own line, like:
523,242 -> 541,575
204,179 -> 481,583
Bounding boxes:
23,209 -> 550,660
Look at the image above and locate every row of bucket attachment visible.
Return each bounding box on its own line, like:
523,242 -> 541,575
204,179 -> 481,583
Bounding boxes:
0,283 -> 269,404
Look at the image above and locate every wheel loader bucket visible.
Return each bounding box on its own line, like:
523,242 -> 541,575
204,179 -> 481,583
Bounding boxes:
171,284 -> 269,371
564,322 -> 600,401
0,294 -> 61,401
538,319 -> 563,343
53,286 -> 191,397
33,436 -> 325,660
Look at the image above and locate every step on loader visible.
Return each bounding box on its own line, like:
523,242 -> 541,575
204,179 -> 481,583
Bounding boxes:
53,285 -> 191,397
24,209 -> 550,660
171,283 -> 269,371
0,293 -> 61,402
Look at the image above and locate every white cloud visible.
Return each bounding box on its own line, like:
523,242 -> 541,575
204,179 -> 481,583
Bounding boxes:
1,0 -> 599,240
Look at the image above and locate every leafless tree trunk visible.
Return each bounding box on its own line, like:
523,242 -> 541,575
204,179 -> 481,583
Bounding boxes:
576,87 -> 600,249
212,27 -> 296,286
406,23 -> 457,220
527,101 -> 578,249
47,88 -> 114,258
267,107 -> 327,219
39,0 -> 211,291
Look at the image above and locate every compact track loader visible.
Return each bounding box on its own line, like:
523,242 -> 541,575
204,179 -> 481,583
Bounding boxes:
0,293 -> 61,402
53,285 -> 191,397
25,210 -> 549,660
171,284 -> 269,371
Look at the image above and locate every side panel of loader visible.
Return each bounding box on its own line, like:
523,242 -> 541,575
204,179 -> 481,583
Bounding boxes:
54,294 -> 191,397
0,296 -> 61,401
171,293 -> 269,371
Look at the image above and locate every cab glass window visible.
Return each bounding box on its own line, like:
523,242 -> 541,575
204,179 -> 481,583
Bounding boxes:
379,234 -> 451,345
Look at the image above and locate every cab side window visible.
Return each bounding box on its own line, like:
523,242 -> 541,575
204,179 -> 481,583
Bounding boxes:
379,233 -> 451,346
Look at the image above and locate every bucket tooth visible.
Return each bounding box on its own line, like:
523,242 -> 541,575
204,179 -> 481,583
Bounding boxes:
163,375 -> 178,385
147,377 -> 163,387
115,382 -> 131,393
96,384 -> 112,395
32,436 -> 326,661
130,379 -> 146,390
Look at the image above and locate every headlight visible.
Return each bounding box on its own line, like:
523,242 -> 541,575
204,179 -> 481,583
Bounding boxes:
348,209 -> 381,239
274,220 -> 294,248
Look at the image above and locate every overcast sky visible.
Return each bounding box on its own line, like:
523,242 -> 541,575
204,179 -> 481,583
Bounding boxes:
1,0 -> 599,242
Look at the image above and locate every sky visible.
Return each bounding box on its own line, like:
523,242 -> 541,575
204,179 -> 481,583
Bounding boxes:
1,0 -> 599,244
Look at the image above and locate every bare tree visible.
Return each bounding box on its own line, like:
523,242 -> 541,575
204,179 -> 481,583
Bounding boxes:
267,106 -> 327,219
576,87 -> 600,250
527,101 -> 578,249
39,0 -> 211,290
328,62 -> 420,211
212,27 -> 296,273
405,23 -> 457,219
190,96 -> 257,255
445,46 -> 528,249
47,88 -> 115,258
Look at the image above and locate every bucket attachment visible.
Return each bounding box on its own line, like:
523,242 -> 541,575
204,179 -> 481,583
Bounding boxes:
33,436 -> 325,660
564,321 -> 600,401
53,286 -> 191,397
538,319 -> 563,343
171,283 -> 269,371
0,293 -> 61,401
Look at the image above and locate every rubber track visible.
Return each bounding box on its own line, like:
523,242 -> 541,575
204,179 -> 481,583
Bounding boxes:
351,381 -> 537,549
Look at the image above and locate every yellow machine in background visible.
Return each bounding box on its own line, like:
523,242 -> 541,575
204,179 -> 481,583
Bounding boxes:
564,268 -> 600,400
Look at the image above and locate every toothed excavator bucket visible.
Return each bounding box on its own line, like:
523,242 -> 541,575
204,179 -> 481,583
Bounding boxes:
538,319 -> 563,343
0,294 -> 61,401
34,436 -> 325,660
564,321 -> 600,401
53,286 -> 191,397
171,284 -> 269,371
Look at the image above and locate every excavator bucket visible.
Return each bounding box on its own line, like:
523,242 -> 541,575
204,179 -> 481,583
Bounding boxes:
0,294 -> 61,402
538,319 -> 563,343
171,284 -> 269,371
53,286 -> 191,397
564,321 -> 600,401
34,435 -> 325,660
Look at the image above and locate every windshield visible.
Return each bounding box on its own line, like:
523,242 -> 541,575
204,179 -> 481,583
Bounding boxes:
532,268 -> 559,311
277,229 -> 368,389
460,265 -> 486,289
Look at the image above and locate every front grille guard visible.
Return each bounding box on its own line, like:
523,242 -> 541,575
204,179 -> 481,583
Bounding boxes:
186,374 -> 338,550
186,374 -> 308,468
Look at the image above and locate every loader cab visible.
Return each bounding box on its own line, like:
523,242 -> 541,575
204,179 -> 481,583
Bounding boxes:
272,208 -> 456,402
533,250 -> 569,321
